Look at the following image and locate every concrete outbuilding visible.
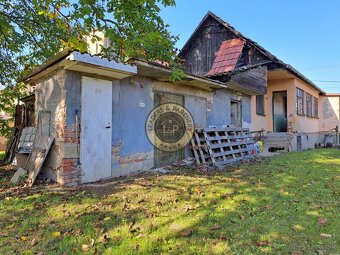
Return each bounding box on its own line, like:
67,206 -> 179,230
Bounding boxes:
23,50 -> 255,185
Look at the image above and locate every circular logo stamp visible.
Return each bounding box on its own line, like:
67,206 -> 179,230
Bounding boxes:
146,103 -> 195,152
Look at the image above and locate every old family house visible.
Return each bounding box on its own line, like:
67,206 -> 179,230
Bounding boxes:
179,12 -> 340,151
21,12 -> 339,185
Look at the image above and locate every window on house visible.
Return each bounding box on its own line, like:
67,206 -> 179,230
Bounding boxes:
313,97 -> 318,118
256,95 -> 265,116
306,93 -> 312,117
296,88 -> 304,115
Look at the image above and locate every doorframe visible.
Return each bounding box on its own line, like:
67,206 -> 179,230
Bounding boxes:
230,99 -> 242,127
272,90 -> 288,132
80,76 -> 113,183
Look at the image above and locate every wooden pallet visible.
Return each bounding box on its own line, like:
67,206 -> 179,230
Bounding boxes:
191,127 -> 256,168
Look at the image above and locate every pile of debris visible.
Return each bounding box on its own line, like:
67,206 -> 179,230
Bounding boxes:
190,127 -> 258,169
9,112 -> 54,187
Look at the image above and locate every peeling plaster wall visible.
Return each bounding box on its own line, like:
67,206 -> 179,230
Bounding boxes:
111,76 -> 154,176
34,70 -> 66,182
35,70 -> 253,183
34,70 -> 82,185
208,89 -> 251,128
208,89 -> 230,126
110,75 -> 213,175
241,94 -> 252,128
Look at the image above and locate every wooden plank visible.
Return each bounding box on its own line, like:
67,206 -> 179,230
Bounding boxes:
191,127 -> 257,168
237,130 -> 245,159
190,138 -> 201,164
194,131 -> 206,164
206,135 -> 252,141
215,131 -> 228,162
211,148 -> 249,158
203,130 -> 216,166
26,136 -> 54,186
204,127 -> 250,132
230,66 -> 268,95
209,142 -> 244,149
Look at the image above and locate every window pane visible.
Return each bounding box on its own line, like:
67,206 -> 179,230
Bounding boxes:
313,97 -> 318,117
306,93 -> 312,117
256,95 -> 265,115
296,88 -> 304,115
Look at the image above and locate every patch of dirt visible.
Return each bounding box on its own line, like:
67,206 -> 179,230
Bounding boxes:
0,157 -> 268,199
0,164 -> 16,186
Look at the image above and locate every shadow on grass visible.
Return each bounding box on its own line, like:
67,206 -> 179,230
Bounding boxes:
0,149 -> 339,254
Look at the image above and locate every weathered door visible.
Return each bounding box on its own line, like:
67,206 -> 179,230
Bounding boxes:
297,135 -> 302,151
273,91 -> 287,132
81,76 -> 112,183
154,92 -> 184,167
230,100 -> 242,127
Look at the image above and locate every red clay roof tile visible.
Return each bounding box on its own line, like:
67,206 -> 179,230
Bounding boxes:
207,38 -> 245,76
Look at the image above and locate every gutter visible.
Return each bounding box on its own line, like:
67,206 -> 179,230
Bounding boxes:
129,59 -> 228,90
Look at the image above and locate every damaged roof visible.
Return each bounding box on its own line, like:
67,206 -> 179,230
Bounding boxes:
180,11 -> 325,94
207,38 -> 245,76
21,50 -> 228,91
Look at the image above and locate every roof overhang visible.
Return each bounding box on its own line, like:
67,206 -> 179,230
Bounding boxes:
268,69 -> 326,94
129,59 -> 228,91
206,64 -> 268,95
22,50 -> 137,83
268,69 -> 296,80
324,93 -> 340,97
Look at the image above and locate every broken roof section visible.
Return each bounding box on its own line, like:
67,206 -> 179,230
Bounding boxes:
207,38 -> 245,76
22,50 -> 228,91
180,11 -> 326,94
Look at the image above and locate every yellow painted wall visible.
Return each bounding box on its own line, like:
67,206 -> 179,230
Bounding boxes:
251,77 -> 321,133
250,96 -> 268,131
292,79 -> 320,133
251,78 -> 295,132
319,96 -> 340,131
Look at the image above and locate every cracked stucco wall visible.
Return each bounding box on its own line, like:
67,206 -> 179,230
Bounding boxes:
34,69 -> 253,183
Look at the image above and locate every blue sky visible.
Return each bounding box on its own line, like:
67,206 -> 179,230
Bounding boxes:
160,0 -> 340,93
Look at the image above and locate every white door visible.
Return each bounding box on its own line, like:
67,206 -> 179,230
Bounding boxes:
81,76 -> 112,183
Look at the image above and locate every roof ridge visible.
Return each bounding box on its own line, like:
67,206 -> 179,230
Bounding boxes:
180,11 -> 325,94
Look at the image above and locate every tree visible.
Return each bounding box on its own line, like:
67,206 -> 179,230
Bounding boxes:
0,84 -> 27,138
0,0 -> 182,137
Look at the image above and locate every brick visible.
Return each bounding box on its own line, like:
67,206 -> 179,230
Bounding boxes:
63,177 -> 80,184
62,174 -> 79,180
62,158 -> 77,163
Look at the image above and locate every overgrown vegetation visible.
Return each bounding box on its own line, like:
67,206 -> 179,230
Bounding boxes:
0,150 -> 5,161
0,82 -> 27,138
0,0 -> 183,138
0,149 -> 339,254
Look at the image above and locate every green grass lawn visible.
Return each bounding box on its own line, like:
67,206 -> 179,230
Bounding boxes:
0,149 -> 339,255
